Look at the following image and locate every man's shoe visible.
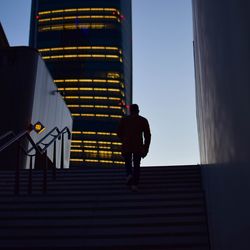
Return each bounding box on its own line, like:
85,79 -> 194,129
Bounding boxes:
126,175 -> 133,185
131,185 -> 139,192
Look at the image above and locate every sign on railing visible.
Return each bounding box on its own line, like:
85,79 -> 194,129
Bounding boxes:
33,121 -> 45,134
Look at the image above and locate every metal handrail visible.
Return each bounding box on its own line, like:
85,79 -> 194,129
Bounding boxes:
0,126 -> 71,195
25,126 -> 71,194
0,131 -> 15,142
28,127 -> 71,193
0,128 -> 37,195
25,127 -> 59,156
0,129 -> 37,154
31,127 -> 60,151
37,127 -> 71,153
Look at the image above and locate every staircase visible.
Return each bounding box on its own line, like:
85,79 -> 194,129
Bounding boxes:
0,165 -> 210,250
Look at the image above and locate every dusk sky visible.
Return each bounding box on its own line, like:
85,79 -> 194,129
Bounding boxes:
0,0 -> 199,166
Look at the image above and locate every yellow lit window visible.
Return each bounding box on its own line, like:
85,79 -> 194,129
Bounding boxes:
96,114 -> 109,117
114,161 -> 125,165
107,72 -> 121,79
51,9 -> 64,13
70,149 -> 83,153
110,115 -> 122,119
110,106 -> 122,110
39,11 -> 51,15
65,8 -> 77,12
84,150 -> 98,153
99,146 -> 111,149
100,160 -> 113,164
84,145 -> 97,149
70,159 -> 84,162
77,8 -> 91,11
85,159 -> 99,163
67,105 -> 80,108
112,142 -> 121,146
81,114 -> 95,117
82,132 -> 96,135
64,96 -> 78,99
53,78 -> 123,86
72,131 -> 81,134
39,23 -> 113,32
42,54 -> 120,61
82,105 -> 94,108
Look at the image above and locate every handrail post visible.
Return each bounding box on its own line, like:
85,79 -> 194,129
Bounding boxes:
43,149 -> 48,194
53,140 -> 57,180
28,156 -> 33,195
15,142 -> 21,195
60,133 -> 64,169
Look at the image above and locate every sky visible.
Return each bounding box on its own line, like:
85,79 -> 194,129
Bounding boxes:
0,0 -> 200,166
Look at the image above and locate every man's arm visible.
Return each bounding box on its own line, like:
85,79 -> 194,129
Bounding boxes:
143,119 -> 151,157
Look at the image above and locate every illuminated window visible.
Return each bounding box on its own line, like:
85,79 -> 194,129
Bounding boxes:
54,79 -> 123,88
39,46 -> 121,53
38,8 -> 120,16
38,15 -> 119,23
38,23 -> 115,32
71,113 -> 122,119
71,140 -> 122,146
107,72 -> 121,79
42,54 -> 121,61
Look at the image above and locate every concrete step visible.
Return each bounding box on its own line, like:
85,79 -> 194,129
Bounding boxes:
0,165 -> 209,249
0,192 -> 205,203
0,189 -> 203,197
0,199 -> 204,210
0,206 -> 206,219
0,215 -> 207,228
0,235 -> 209,249
0,172 -> 201,179
0,182 -> 202,191
0,173 -> 201,182
0,224 -> 208,238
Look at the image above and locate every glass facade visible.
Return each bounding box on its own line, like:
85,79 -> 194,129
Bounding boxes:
29,0 -> 132,167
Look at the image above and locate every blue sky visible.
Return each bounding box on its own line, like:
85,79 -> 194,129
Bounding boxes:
0,0 -> 199,166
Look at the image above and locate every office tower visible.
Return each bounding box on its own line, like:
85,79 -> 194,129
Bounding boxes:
30,0 -> 132,167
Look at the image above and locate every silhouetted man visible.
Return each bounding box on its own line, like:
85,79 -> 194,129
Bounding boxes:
117,104 -> 151,191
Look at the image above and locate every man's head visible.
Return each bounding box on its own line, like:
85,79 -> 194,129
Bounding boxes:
130,104 -> 139,115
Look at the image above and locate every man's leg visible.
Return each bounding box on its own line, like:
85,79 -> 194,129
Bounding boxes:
133,153 -> 142,186
123,153 -> 133,185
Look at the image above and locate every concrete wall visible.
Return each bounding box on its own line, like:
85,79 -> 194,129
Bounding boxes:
192,0 -> 250,164
0,47 -> 72,169
192,0 -> 250,249
202,164 -> 250,250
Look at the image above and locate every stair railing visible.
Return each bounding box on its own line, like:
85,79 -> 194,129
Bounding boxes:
26,127 -> 71,194
0,126 -> 71,195
0,131 -> 15,142
0,128 -> 38,195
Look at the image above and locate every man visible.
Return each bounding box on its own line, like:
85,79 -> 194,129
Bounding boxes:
117,104 -> 151,191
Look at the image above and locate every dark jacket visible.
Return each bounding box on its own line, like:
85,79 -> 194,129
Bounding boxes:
117,114 -> 151,155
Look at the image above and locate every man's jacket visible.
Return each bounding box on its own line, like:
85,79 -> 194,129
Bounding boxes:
117,114 -> 151,154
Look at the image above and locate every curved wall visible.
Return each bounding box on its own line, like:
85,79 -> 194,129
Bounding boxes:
193,0 -> 250,164
192,1 -> 250,249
